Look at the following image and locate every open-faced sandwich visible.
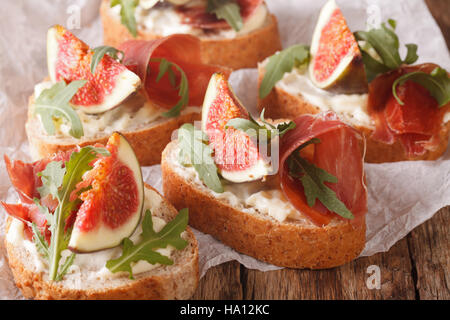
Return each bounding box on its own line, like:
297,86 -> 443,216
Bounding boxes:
2,132 -> 198,300
100,0 -> 282,69
26,25 -> 229,165
161,73 -> 367,269
258,0 -> 450,163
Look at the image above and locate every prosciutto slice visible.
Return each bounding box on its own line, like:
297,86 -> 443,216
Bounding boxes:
176,0 -> 263,29
279,112 -> 367,226
368,63 -> 449,156
2,151 -> 72,241
119,34 -> 230,109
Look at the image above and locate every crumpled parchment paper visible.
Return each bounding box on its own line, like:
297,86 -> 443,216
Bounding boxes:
0,0 -> 449,299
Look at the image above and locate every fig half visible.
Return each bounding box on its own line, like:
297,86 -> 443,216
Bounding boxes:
309,0 -> 367,94
68,132 -> 144,253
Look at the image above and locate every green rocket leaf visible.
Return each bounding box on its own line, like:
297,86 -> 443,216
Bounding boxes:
38,146 -> 110,281
259,45 -> 310,99
149,58 -> 189,118
207,0 -> 243,31
90,46 -> 124,74
178,123 -> 223,193
392,67 -> 450,107
111,0 -> 139,37
106,208 -> 189,279
287,138 -> 354,220
34,80 -> 86,139
354,19 -> 418,82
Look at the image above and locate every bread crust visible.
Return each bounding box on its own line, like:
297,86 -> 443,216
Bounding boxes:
100,0 -> 282,70
161,141 -> 366,269
4,184 -> 199,300
257,65 -> 450,163
26,96 -> 200,165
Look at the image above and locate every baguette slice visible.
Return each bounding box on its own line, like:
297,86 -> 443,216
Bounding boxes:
5,184 -> 199,300
161,140 -> 365,269
257,65 -> 450,163
26,94 -> 201,165
100,0 -> 282,70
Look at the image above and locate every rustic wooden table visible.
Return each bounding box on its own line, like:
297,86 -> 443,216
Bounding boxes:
191,0 -> 450,300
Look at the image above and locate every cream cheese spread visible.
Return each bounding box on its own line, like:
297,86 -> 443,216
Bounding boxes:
109,1 -> 269,40
275,66 -> 373,128
169,142 -> 312,224
271,64 -> 450,128
33,81 -> 199,140
6,187 -> 176,279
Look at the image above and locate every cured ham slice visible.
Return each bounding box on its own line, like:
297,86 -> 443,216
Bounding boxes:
279,112 -> 367,226
4,152 -> 70,204
368,63 -> 449,156
176,0 -> 263,29
2,151 -> 72,241
1,202 -> 47,241
119,35 -> 230,109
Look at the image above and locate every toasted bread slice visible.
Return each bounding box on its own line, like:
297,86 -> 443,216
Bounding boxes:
100,0 -> 282,70
161,140 -> 365,269
5,184 -> 199,300
257,65 -> 450,163
26,93 -> 200,165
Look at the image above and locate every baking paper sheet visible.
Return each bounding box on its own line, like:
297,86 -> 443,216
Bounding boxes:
0,0 -> 449,299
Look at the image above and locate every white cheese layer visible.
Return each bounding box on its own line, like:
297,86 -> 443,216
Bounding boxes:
6,188 -> 176,279
109,1 -> 269,39
169,143 -> 309,224
272,65 -> 450,128
33,81 -> 199,140
275,66 -> 372,128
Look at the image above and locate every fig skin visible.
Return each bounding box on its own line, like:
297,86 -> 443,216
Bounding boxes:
320,54 -> 368,94
68,132 -> 145,254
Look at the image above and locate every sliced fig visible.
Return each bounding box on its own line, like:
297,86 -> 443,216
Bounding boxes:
68,132 -> 144,253
202,73 -> 270,183
47,25 -> 141,114
309,0 -> 367,94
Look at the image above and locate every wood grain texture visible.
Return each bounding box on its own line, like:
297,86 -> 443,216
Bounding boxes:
190,1 -> 450,300
191,261 -> 243,300
241,237 -> 416,300
407,208 -> 450,300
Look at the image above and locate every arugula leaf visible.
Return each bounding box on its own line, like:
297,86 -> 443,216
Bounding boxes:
34,80 -> 86,139
259,45 -> 310,99
207,0 -> 243,31
149,58 -> 189,118
226,108 -> 296,139
37,146 -> 109,281
106,208 -> 189,279
54,253 -> 76,282
178,123 -> 224,193
275,121 -> 296,136
90,46 -> 124,74
37,161 -> 66,200
111,0 -> 139,37
354,19 -> 418,82
31,222 -> 49,259
392,67 -> 450,107
287,139 -> 354,220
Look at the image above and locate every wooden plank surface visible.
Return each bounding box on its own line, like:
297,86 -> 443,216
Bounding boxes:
192,1 -> 450,300
407,208 -> 450,300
